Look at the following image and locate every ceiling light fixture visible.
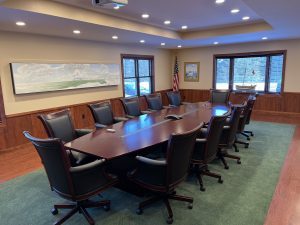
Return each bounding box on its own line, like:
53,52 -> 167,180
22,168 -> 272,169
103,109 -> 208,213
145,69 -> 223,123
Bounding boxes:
177,45 -> 182,48
181,25 -> 188,30
140,40 -> 145,43
214,42 -> 219,45
215,0 -> 225,4
142,14 -> 150,19
164,20 -> 171,25
231,8 -> 240,14
16,21 -> 26,26
73,30 -> 81,34
242,16 -> 250,21
262,37 -> 268,40
161,43 -> 166,46
112,35 -> 118,40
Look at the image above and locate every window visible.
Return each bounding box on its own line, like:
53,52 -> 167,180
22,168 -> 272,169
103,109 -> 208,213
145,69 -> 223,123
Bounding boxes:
122,55 -> 154,97
214,51 -> 286,93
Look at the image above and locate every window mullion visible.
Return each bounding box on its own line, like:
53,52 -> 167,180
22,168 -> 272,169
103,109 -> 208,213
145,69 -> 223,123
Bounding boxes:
229,58 -> 234,91
135,58 -> 140,96
265,56 -> 271,93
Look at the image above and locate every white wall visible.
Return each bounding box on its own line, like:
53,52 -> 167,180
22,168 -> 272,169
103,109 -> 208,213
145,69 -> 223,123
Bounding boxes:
175,39 -> 300,92
0,31 -> 172,115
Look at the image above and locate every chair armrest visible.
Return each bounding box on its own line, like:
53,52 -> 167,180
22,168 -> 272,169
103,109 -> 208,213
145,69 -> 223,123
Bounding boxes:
70,159 -> 106,173
141,110 -> 152,114
113,117 -> 129,122
136,156 -> 167,166
95,123 -> 107,129
126,115 -> 136,119
75,129 -> 92,137
196,138 -> 207,143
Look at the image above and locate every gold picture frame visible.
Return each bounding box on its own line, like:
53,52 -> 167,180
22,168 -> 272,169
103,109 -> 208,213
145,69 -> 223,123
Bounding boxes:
184,62 -> 200,82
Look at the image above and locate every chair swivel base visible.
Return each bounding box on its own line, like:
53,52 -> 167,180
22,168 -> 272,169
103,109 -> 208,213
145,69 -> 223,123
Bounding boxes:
136,192 -> 193,224
51,199 -> 110,225
235,139 -> 249,148
244,130 -> 254,136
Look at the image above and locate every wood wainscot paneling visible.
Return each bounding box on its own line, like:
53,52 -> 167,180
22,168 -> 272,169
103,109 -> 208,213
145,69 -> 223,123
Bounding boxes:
180,89 -> 300,114
0,89 -> 172,151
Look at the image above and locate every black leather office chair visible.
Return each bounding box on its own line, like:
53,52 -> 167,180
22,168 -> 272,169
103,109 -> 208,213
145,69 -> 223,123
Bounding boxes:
23,131 -> 118,225
235,97 -> 256,148
209,89 -> 230,104
128,123 -> 204,224
144,93 -> 165,110
38,109 -> 96,166
241,95 -> 257,138
218,105 -> 245,167
190,113 -> 229,191
120,97 -> 151,118
166,91 -> 187,107
88,101 -> 128,128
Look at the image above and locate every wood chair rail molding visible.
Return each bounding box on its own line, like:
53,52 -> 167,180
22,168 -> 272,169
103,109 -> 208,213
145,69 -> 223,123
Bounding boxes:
0,89 -> 171,151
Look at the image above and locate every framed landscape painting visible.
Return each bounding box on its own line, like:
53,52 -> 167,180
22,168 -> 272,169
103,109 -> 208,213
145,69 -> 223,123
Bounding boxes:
10,63 -> 120,95
184,62 -> 200,82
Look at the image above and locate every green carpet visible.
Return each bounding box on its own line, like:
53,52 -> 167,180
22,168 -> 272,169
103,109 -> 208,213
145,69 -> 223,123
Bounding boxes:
0,122 -> 295,225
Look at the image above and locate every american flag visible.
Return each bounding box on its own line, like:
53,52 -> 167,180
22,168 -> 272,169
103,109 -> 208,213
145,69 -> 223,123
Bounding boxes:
173,56 -> 179,91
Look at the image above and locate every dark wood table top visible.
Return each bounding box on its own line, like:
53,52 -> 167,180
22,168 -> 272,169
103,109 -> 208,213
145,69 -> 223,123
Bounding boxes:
65,102 -> 229,160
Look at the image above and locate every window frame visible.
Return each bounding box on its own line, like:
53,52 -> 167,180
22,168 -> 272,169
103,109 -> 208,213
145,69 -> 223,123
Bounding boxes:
0,78 -> 6,125
121,54 -> 155,97
213,50 -> 287,94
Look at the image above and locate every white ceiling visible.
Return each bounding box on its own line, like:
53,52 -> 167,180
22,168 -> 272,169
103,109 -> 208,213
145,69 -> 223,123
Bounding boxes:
0,0 -> 300,48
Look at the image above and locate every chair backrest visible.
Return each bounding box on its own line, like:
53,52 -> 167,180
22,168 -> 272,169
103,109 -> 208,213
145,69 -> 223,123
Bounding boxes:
209,89 -> 230,104
223,105 -> 244,147
120,97 -> 142,117
205,113 -> 229,162
166,91 -> 181,106
88,101 -> 114,125
166,123 -> 203,188
38,109 -> 77,143
23,131 -> 74,198
238,97 -> 256,132
245,95 -> 256,124
145,93 -> 163,110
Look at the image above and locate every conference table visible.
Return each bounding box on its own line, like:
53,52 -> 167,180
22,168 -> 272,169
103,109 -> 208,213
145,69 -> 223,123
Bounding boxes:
65,102 -> 230,160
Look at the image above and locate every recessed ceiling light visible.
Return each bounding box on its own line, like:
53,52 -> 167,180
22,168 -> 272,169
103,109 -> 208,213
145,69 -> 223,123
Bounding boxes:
142,14 -> 150,19
73,30 -> 81,34
164,20 -> 171,25
215,0 -> 225,4
113,5 -> 120,10
140,40 -> 145,43
262,37 -> 268,40
242,16 -> 250,21
112,35 -> 118,40
181,25 -> 188,30
16,21 -> 26,26
177,45 -> 182,48
214,42 -> 219,45
231,9 -> 240,14
161,43 -> 166,46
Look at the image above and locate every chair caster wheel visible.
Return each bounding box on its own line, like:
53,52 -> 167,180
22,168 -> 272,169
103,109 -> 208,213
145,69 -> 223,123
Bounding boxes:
103,204 -> 110,211
167,217 -> 173,224
224,165 -> 229,170
245,143 -> 249,148
200,186 -> 206,192
218,178 -> 223,184
136,208 -> 143,215
235,149 -> 239,152
237,160 -> 241,164
247,137 -> 251,141
51,208 -> 58,215
188,203 -> 193,209
251,133 -> 254,137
